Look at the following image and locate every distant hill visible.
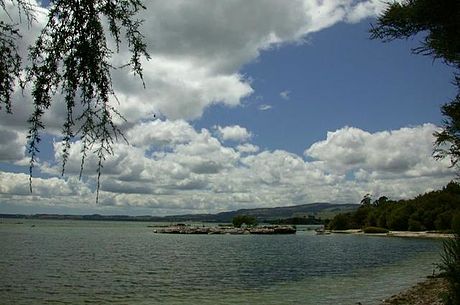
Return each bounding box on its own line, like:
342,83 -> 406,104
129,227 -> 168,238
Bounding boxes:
0,202 -> 358,223
161,202 -> 358,223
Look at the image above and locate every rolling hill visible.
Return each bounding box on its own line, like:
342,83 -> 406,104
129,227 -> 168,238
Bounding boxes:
161,202 -> 358,223
1,202 -> 358,223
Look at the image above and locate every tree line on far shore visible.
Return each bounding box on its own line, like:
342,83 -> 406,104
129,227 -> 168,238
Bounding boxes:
328,181 -> 460,232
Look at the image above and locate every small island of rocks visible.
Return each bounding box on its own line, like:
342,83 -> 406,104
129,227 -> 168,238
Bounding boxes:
154,224 -> 296,235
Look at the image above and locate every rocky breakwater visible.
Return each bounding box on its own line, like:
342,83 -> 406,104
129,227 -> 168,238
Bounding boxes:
154,225 -> 296,235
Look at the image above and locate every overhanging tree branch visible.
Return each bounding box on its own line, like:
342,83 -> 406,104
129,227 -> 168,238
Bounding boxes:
1,0 -> 150,201
371,0 -> 460,169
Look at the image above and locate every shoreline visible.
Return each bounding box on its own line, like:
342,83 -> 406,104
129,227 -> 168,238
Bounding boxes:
329,229 -> 454,239
378,276 -> 448,305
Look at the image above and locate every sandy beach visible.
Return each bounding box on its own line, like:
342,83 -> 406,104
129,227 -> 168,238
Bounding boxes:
329,230 -> 454,239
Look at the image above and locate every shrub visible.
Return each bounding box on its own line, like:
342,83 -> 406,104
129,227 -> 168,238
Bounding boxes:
408,218 -> 424,231
439,212 -> 460,305
362,226 -> 389,234
435,211 -> 453,231
387,206 -> 410,231
232,215 -> 257,228
452,212 -> 460,234
328,213 -> 352,230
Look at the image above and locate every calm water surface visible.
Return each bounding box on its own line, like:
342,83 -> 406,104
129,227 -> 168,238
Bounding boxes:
0,220 -> 442,305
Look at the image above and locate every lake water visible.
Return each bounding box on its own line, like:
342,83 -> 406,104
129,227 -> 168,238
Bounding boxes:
0,220 -> 443,305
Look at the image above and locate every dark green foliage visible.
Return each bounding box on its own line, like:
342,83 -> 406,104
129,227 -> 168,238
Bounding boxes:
328,213 -> 352,230
1,1 -> 149,200
453,212 -> 460,234
328,182 -> 460,231
439,213 -> 460,305
373,15 -> 460,300
387,205 -> 410,231
376,213 -> 387,228
371,0 -> 460,171
0,0 -> 35,113
268,215 -> 323,225
374,196 -> 389,207
0,21 -> 21,113
352,205 -> 372,228
26,0 -> 149,200
365,211 -> 378,227
360,194 -> 372,206
408,218 -> 424,231
232,215 -> 258,228
329,203 -> 374,230
362,226 -> 389,234
434,95 -> 460,169
370,0 -> 460,68
435,211 -> 454,231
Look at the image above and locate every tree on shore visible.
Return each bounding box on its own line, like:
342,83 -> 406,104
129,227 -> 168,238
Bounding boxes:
434,97 -> 460,169
371,4 -> 460,301
370,0 -> 459,68
0,0 -> 150,200
232,215 -> 258,228
439,213 -> 460,305
328,181 -> 460,231
370,0 -> 460,168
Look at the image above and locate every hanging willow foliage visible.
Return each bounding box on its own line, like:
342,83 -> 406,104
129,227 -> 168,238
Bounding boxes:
1,0 -> 150,201
0,0 -> 35,112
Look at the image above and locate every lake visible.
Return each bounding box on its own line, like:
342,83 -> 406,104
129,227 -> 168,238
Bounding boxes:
0,220 -> 443,305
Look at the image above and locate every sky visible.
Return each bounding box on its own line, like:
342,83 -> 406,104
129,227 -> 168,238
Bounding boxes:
0,0 -> 458,216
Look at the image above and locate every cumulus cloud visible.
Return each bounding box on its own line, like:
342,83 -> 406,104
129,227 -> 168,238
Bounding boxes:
2,120 -> 455,215
280,90 -> 290,100
305,124 -> 452,179
236,143 -> 260,154
126,119 -> 197,148
164,129 -> 240,174
131,0 -> 396,120
0,127 -> 27,164
0,172 -> 90,197
345,0 -> 391,23
258,104 -> 273,111
1,0 -> 437,216
215,125 -> 252,142
1,0 -> 403,128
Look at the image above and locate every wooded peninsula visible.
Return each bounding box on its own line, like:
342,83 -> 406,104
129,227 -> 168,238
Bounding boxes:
328,181 -> 460,232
